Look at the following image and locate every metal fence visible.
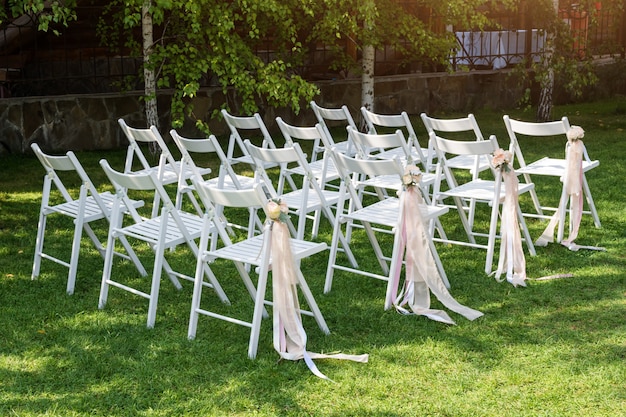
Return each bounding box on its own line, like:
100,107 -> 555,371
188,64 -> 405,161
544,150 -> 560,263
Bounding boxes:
0,3 -> 624,98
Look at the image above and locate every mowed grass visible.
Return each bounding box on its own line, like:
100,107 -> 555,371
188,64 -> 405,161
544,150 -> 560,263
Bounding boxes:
0,98 -> 624,416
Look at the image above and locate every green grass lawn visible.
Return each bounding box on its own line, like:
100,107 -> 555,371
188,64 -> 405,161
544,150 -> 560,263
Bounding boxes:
0,99 -> 624,416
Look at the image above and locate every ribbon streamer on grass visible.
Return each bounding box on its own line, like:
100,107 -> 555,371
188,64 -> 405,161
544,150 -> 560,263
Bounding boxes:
535,139 -> 583,248
535,136 -> 604,251
493,164 -> 527,287
269,217 -> 368,381
389,186 -> 483,324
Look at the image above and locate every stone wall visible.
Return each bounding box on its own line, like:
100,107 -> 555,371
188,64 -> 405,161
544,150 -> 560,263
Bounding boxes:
0,68 -> 563,154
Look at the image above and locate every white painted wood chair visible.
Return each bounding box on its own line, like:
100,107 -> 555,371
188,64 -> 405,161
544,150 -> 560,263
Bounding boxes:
503,115 -> 601,242
188,181 -> 330,359
118,119 -> 210,218
98,159 -> 229,328
275,117 -> 341,190
244,140 -> 353,247
430,134 -> 536,274
360,106 -> 429,170
170,129 -> 255,207
324,147 -> 449,297
221,109 -> 281,169
31,143 -> 146,295
170,129 -> 264,248
420,112 -> 491,174
347,126 -> 435,194
310,100 -> 358,157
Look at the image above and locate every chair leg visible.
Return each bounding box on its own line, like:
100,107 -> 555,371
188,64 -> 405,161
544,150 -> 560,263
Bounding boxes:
324,215 -> 345,294
517,204 -> 536,256
295,269 -> 330,334
556,184 -> 569,243
189,221 -> 213,340
98,231 -> 117,310
66,212 -> 84,295
151,193 -> 162,219
296,208 -> 307,240
582,175 -> 601,228
453,195 -> 477,245
362,220 -> 389,275
248,239 -> 272,359
116,235 -> 148,276
321,206 -> 357,268
233,261 -> 267,315
31,210 -> 47,280
160,257 -> 183,290
310,209 -> 322,239
146,243 -> 165,329
485,198 -> 501,275
524,172 -> 544,217
186,231 -> 230,304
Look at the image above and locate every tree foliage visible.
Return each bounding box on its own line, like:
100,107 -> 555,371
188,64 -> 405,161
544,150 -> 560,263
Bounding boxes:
7,1 -> 615,128
0,0 -> 77,34
305,0 -> 497,75
96,0 -> 506,131
98,0 -> 320,132
510,0 -> 623,120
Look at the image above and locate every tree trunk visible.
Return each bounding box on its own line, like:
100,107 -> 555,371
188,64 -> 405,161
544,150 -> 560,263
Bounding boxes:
536,0 -> 559,122
361,44 -> 375,113
537,65 -> 554,121
360,0 -> 375,130
142,1 -> 158,129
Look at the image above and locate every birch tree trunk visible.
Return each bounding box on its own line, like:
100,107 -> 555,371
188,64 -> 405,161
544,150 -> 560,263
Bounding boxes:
361,44 -> 375,113
536,0 -> 559,122
142,1 -> 158,129
360,0 -> 376,130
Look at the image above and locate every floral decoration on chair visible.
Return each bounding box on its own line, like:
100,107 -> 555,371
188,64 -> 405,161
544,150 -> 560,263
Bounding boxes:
388,164 -> 483,323
402,164 -> 422,188
265,198 -> 368,381
567,125 -> 585,143
267,198 -> 289,223
491,148 -> 513,172
536,125 -> 604,251
491,148 -> 527,287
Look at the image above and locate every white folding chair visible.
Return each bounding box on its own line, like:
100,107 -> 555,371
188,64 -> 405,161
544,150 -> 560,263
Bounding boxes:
170,130 -> 256,206
430,134 -> 537,274
275,117 -> 341,187
30,143 -> 146,295
503,115 -> 601,241
420,112 -> 491,174
244,140 -> 354,251
170,130 -> 263,243
360,106 -> 429,170
421,113 -> 493,228
324,148 -> 449,296
188,181 -> 330,359
221,109 -> 280,169
347,126 -> 435,194
98,159 -> 229,328
118,119 -> 210,217
310,101 -> 358,157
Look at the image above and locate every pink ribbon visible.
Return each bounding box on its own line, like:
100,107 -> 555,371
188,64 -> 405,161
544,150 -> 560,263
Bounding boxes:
493,167 -> 527,287
389,187 -> 483,324
535,140 -> 584,249
269,219 -> 368,381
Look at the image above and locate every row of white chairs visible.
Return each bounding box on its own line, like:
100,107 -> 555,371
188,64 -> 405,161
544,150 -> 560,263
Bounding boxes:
30,101 -> 600,358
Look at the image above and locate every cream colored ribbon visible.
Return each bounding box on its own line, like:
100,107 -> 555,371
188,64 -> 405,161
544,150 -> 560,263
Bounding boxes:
493,166 -> 527,287
269,219 -> 368,381
389,187 -> 483,324
535,139 -> 590,250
